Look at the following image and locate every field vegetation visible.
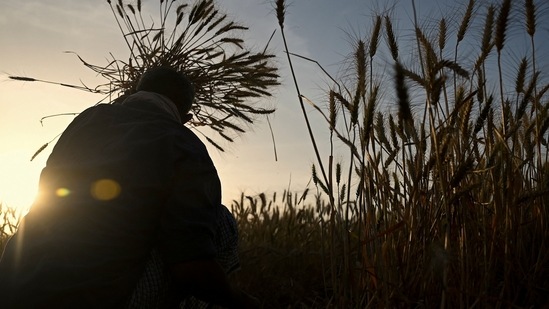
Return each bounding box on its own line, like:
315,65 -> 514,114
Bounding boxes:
232,0 -> 549,307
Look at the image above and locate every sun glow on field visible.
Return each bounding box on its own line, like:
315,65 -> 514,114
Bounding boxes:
0,151 -> 42,212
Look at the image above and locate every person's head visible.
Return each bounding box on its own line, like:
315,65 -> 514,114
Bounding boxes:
136,66 -> 195,117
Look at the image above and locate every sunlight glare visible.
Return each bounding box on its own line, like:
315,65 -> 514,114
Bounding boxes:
0,151 -> 41,212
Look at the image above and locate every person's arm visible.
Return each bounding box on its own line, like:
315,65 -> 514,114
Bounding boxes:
162,130 -> 259,307
171,259 -> 259,308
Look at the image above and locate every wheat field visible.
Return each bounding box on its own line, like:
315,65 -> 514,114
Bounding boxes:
2,0 -> 549,307
230,0 -> 548,307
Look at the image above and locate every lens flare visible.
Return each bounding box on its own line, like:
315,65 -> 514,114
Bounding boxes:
55,188 -> 71,197
90,179 -> 121,201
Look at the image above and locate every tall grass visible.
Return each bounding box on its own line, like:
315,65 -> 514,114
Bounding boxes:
257,0 -> 549,307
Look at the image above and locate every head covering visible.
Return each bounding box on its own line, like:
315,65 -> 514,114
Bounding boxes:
136,67 -> 195,117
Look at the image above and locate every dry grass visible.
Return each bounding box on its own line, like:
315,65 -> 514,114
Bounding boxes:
230,192 -> 331,308
0,204 -> 20,252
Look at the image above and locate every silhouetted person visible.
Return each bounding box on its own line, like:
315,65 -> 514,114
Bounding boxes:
0,67 -> 259,308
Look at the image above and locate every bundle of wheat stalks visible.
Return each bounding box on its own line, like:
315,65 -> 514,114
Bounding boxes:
10,0 -> 279,153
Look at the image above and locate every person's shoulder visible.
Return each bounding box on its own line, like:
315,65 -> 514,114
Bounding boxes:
77,103 -> 121,116
174,125 -> 205,144
171,125 -> 212,155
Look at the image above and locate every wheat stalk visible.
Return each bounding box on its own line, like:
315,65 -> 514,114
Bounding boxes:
384,16 -> 399,61
495,0 -> 512,136
438,18 -> 447,53
457,0 -> 475,43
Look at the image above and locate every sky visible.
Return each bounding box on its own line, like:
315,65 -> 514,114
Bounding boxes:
0,0 -> 376,209
1,0 -> 546,210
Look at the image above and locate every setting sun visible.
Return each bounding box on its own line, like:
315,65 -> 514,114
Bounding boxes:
0,150 -> 42,212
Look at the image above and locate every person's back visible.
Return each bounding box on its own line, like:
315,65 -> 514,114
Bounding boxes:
0,67 -> 259,309
0,92 -> 221,308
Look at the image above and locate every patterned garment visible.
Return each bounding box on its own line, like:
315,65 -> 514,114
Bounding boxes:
126,205 -> 240,309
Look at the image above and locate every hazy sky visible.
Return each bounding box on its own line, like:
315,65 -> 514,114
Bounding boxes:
0,0 -> 375,208
1,0 -> 546,209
